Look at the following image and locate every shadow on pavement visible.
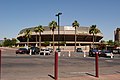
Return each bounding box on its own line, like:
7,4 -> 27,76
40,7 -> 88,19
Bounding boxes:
48,74 -> 55,79
116,71 -> 120,73
85,72 -> 95,77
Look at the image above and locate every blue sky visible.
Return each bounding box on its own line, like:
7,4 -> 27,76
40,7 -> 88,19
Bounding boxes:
0,0 -> 120,41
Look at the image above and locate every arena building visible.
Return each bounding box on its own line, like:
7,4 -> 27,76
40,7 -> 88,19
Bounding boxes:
16,26 -> 103,51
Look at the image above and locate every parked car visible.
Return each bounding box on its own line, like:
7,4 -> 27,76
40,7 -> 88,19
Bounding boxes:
29,47 -> 40,55
112,49 -> 120,54
89,49 -> 100,57
47,48 -> 53,53
56,48 -> 61,52
76,48 -> 84,53
16,48 -> 29,54
100,50 -> 114,57
40,48 -> 50,55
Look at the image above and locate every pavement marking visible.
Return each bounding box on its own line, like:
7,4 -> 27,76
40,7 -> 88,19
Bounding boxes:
105,60 -> 113,62
69,72 -> 90,74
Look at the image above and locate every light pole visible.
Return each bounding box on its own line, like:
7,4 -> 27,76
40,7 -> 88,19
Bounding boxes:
56,12 -> 62,51
54,12 -> 62,80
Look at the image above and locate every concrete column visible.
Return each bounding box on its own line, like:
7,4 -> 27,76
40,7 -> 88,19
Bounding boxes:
79,43 -> 81,46
68,51 -> 71,57
84,52 -> 86,57
29,49 -> 32,55
65,43 -> 66,46
36,43 -> 38,47
17,44 -> 19,47
49,43 -> 51,46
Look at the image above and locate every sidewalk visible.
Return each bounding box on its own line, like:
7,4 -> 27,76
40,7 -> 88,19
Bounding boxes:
1,74 -> 120,80
59,74 -> 120,80
22,74 -> 120,80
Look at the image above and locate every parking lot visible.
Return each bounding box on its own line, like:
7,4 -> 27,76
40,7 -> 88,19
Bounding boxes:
1,48 -> 120,80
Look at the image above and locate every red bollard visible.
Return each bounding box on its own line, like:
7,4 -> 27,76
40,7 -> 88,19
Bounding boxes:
54,51 -> 58,80
95,52 -> 99,77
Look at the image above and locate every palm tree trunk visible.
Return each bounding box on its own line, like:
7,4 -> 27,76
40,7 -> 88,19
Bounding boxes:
53,31 -> 55,52
75,27 -> 76,52
39,32 -> 41,51
27,37 -> 29,47
36,33 -> 37,47
93,33 -> 95,49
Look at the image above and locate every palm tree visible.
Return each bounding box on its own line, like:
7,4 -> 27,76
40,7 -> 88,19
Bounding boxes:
36,25 -> 44,50
72,20 -> 79,52
89,25 -> 100,49
34,27 -> 39,47
24,29 -> 31,47
49,21 -> 57,52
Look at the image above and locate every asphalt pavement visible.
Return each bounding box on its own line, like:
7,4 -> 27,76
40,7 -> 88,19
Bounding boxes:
1,47 -> 120,80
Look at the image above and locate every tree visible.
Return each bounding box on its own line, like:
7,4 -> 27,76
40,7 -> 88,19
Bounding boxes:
43,41 -> 50,47
4,37 -> 7,40
24,29 -> 31,47
60,41 -> 66,46
0,44 -> 2,47
36,25 -> 44,50
3,39 -> 12,47
107,40 -> 114,47
89,25 -> 100,49
114,41 -> 120,47
72,20 -> 79,52
11,38 -> 17,46
98,40 -> 106,50
2,38 -> 17,47
49,21 -> 57,52
34,27 -> 39,46
100,40 -> 105,43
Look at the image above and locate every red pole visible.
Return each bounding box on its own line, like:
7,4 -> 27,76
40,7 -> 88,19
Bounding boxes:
95,52 -> 99,77
55,51 -> 58,80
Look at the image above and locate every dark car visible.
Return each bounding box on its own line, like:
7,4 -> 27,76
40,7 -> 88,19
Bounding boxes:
76,48 -> 83,53
89,49 -> 99,57
16,48 -> 29,54
56,48 -> 61,52
112,49 -> 120,54
29,47 -> 40,55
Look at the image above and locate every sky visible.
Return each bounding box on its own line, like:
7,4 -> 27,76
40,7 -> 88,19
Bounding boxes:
0,0 -> 120,41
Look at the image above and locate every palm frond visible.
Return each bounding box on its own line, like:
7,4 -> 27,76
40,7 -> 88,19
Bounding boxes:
49,21 -> 57,31
89,25 -> 101,34
72,20 -> 79,28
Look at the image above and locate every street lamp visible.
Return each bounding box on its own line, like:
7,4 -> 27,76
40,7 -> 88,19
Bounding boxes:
56,12 -> 62,51
54,12 -> 62,80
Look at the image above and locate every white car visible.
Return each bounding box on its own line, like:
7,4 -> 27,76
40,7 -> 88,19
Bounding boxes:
40,49 -> 50,55
100,50 -> 114,57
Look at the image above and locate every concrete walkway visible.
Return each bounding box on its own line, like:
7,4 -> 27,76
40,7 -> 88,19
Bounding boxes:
59,74 -> 120,80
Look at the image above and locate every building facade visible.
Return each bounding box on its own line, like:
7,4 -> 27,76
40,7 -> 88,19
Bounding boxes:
16,26 -> 103,50
114,28 -> 120,42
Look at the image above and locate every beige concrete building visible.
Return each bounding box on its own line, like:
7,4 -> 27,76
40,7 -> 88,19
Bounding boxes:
114,28 -> 120,42
16,26 -> 103,51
